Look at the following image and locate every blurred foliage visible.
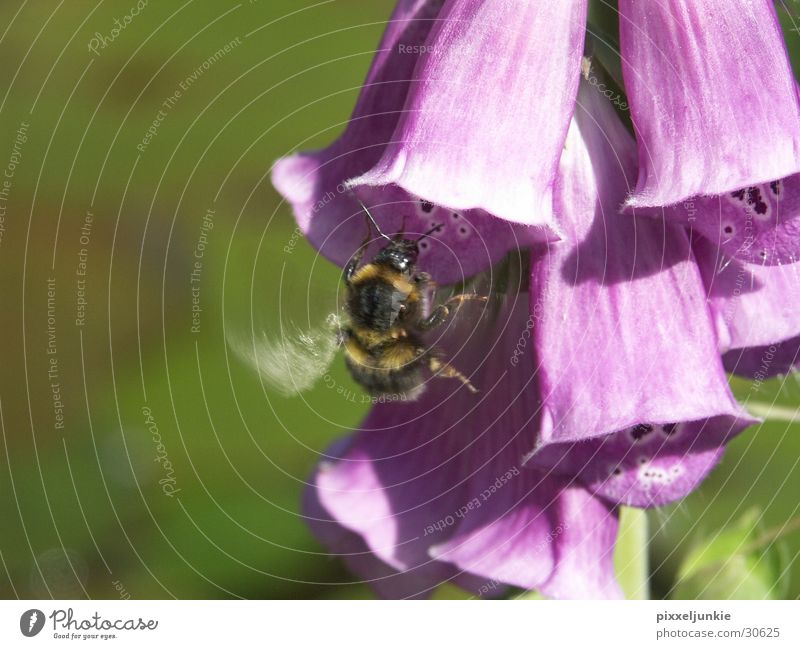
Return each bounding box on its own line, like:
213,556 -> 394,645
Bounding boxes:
672,508 -> 792,599
0,0 -> 797,600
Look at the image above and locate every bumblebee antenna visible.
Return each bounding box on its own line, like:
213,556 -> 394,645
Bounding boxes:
358,200 -> 391,242
417,223 -> 444,241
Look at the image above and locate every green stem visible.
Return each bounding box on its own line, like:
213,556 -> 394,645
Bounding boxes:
614,507 -> 650,599
746,402 -> 800,423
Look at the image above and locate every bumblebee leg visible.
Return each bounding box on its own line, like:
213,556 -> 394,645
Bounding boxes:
417,294 -> 488,331
413,271 -> 434,288
343,228 -> 372,284
429,357 -> 478,393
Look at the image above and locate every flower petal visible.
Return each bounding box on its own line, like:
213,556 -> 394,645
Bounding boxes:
432,480 -> 623,599
693,230 -> 800,380
619,0 -> 800,207
349,0 -> 588,229
272,0 -> 527,283
538,487 -> 622,599
530,421 -> 729,508
663,176 -> 800,265
694,237 -> 800,351
308,297 -> 622,596
526,79 -> 756,506
303,473 -> 450,599
723,336 -> 800,380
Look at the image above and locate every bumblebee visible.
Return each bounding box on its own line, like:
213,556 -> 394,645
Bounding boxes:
230,202 -> 486,401
341,202 -> 485,400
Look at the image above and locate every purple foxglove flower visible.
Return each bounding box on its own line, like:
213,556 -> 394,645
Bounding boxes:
272,0 -> 548,283
297,78 -> 759,599
525,79 -> 756,508
273,0 -> 588,284
618,0 -> 800,266
722,336 -> 800,381
619,0 -> 800,208
305,299 -> 622,599
694,237 -> 800,379
349,0 -> 587,230
661,178 -> 800,266
272,1 -> 794,600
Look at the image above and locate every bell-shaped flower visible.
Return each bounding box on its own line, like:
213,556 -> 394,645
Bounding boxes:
619,0 -> 800,208
694,237 -> 800,380
618,0 -> 800,265
267,1 -> 799,600
305,297 -> 623,599
525,79 -> 756,508
273,0 -> 588,284
348,0 -> 587,230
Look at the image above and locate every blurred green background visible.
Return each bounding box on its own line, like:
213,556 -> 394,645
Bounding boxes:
0,0 -> 798,600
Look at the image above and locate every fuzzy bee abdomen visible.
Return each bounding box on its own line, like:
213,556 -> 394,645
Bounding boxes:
347,264 -> 421,332
343,333 -> 427,400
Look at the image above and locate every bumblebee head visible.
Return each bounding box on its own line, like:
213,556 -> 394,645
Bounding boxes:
373,238 -> 419,273
356,199 -> 444,274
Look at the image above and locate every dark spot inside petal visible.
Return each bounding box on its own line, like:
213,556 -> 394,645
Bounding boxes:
419,240 -> 429,250
723,225 -> 734,235
420,200 -> 434,213
662,423 -> 677,436
730,189 -> 746,201
770,180 -> 781,196
745,187 -> 768,215
630,423 -> 654,441
459,226 -> 468,235
613,467 -> 622,476
760,250 -> 768,259
451,212 -> 460,220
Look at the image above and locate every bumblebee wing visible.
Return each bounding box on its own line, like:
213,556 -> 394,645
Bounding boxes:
229,314 -> 343,397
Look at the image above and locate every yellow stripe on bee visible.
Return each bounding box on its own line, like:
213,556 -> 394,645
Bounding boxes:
343,336 -> 370,366
379,342 -> 421,370
350,264 -> 416,298
351,326 -> 409,349
349,264 -> 380,285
